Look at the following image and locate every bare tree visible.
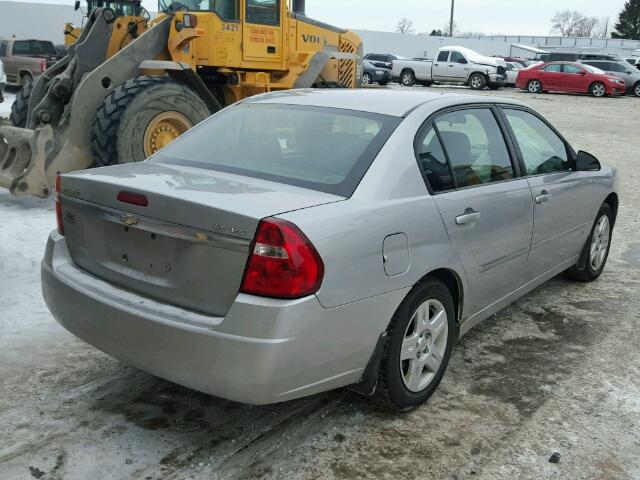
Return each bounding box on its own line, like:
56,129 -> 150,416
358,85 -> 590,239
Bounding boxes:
396,18 -> 415,35
550,10 -> 586,36
576,16 -> 599,37
595,16 -> 611,38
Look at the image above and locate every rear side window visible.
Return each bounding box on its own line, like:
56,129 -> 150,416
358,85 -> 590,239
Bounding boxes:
416,127 -> 454,192
415,108 -> 514,192
12,40 -> 56,55
542,64 -> 562,72
246,0 -> 279,25
503,109 -> 570,175
437,51 -> 450,62
150,104 -> 400,197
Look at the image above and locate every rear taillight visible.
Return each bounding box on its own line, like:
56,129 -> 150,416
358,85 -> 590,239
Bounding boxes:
240,218 -> 324,299
55,173 -> 64,235
40,58 -> 46,73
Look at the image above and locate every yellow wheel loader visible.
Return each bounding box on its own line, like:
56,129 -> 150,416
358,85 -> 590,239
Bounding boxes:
0,0 -> 362,197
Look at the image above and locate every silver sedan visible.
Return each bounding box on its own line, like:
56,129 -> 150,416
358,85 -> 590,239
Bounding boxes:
43,89 -> 618,410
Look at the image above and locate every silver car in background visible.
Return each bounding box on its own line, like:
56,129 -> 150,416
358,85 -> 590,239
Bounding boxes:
580,59 -> 640,96
42,90 -> 618,410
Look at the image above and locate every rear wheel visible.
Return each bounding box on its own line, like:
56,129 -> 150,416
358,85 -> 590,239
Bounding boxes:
400,70 -> 416,87
375,279 -> 455,411
590,82 -> 606,97
566,203 -> 613,282
90,76 -> 212,167
9,77 -> 34,128
469,73 -> 486,90
527,79 -> 542,93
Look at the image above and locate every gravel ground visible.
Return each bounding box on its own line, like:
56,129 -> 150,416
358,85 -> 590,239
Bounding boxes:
1,86 -> 639,480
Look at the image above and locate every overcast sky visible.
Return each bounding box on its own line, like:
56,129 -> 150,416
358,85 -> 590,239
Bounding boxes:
12,0 -> 627,36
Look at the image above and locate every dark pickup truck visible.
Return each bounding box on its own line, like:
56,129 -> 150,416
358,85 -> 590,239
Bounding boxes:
0,39 -> 63,87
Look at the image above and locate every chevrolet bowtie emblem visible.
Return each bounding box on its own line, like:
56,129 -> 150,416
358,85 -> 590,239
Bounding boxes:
120,213 -> 139,226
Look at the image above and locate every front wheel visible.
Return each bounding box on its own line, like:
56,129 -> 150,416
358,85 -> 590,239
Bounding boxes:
468,73 -> 486,90
90,76 -> 213,167
566,203 -> 613,282
362,72 -> 372,85
375,279 -> 455,411
400,70 -> 416,87
9,77 -> 34,128
527,79 -> 542,93
633,82 -> 640,97
590,82 -> 606,97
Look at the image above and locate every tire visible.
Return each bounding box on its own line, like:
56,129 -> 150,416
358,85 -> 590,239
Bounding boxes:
378,81 -> 389,86
633,82 -> 640,97
362,72 -> 372,85
90,76 -> 212,167
566,203 -> 613,282
400,69 -> 416,87
468,72 -> 486,90
590,82 -> 606,97
375,278 -> 456,411
527,79 -> 542,93
488,84 -> 500,90
9,77 -> 34,128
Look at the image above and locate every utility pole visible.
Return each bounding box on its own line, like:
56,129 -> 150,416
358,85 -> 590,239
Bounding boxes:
449,0 -> 455,37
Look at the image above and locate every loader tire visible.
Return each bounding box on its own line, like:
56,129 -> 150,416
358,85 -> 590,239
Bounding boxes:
10,78 -> 34,128
91,76 -> 212,167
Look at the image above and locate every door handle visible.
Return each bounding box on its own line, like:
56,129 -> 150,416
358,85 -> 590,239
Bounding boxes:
535,190 -> 551,205
455,209 -> 480,226
449,64 -> 454,67
434,63 -> 439,67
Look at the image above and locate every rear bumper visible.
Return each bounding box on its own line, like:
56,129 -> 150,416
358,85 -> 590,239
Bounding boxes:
42,232 -> 406,404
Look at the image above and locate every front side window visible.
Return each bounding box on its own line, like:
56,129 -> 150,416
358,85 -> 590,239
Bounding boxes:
563,64 -> 583,74
12,40 -> 56,56
437,51 -> 450,62
542,64 -> 562,72
450,51 -> 467,64
246,0 -> 279,25
150,104 -> 400,197
503,109 -> 570,175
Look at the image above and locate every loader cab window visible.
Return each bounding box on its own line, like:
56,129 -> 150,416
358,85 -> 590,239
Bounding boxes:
246,0 -> 279,25
158,0 -> 238,20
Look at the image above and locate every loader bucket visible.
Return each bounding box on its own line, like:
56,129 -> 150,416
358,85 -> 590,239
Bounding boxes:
0,11 -> 172,198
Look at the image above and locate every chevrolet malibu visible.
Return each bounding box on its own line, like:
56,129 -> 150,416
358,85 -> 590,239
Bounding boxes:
43,89 -> 618,410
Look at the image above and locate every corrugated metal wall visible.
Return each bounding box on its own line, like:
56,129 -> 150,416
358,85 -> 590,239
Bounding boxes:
0,1 -> 84,45
355,30 -> 640,59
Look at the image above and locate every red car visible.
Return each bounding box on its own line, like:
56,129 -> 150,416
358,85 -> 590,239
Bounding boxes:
516,62 -> 626,97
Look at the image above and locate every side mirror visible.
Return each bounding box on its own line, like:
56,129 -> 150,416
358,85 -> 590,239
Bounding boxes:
576,151 -> 601,171
74,0 -> 80,10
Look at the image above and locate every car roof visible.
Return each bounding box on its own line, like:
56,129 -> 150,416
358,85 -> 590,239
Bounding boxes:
244,89 -> 527,117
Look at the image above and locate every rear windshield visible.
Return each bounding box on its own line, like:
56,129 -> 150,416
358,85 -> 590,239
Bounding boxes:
12,40 -> 56,56
150,104 -> 400,197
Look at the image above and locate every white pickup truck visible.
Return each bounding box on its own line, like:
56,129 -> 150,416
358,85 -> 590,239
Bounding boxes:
392,46 -> 507,90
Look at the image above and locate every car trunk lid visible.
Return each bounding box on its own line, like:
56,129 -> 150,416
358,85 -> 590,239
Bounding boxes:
60,162 -> 343,316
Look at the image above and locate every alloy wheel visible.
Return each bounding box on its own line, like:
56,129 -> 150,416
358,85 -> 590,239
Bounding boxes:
528,80 -> 541,93
592,83 -> 606,97
470,76 -> 482,89
362,73 -> 372,85
402,73 -> 413,86
400,299 -> 448,392
590,215 -> 610,270
634,83 -> 640,97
